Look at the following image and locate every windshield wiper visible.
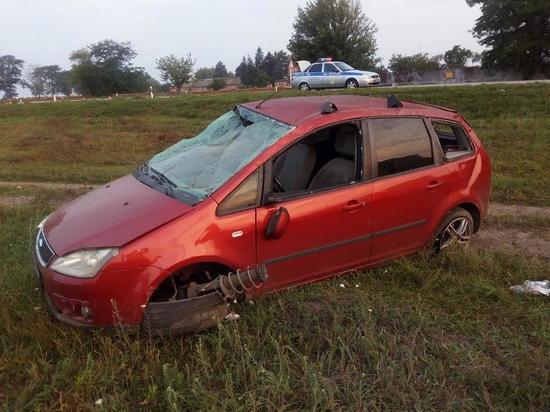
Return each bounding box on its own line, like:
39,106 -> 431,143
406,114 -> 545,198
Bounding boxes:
149,167 -> 178,198
233,106 -> 253,127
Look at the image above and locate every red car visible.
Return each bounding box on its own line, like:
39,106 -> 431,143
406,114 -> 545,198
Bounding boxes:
34,95 -> 491,335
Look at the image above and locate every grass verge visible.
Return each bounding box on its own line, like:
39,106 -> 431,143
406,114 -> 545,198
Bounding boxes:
1,83 -> 549,206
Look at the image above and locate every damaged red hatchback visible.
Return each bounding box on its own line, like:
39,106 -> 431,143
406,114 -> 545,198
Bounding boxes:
34,95 -> 491,335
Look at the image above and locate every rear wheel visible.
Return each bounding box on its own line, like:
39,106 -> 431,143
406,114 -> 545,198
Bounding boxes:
345,79 -> 359,89
299,82 -> 311,91
433,208 -> 474,252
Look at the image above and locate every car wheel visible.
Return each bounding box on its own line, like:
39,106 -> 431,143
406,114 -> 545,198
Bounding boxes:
345,79 -> 359,89
299,82 -> 311,91
433,208 -> 474,252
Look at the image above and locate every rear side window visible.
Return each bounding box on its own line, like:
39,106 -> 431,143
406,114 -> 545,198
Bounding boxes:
371,118 -> 433,177
308,63 -> 322,73
432,121 -> 473,160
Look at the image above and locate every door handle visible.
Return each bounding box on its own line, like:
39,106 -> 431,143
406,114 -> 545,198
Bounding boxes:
426,181 -> 442,190
343,200 -> 365,212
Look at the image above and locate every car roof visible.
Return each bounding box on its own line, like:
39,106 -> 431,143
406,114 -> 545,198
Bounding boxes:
241,95 -> 459,126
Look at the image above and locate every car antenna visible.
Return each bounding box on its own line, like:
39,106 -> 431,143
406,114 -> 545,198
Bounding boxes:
255,91 -> 278,109
320,101 -> 338,114
387,94 -> 403,108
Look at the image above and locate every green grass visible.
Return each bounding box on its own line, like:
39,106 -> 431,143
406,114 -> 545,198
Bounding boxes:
1,201 -> 549,410
1,84 -> 549,205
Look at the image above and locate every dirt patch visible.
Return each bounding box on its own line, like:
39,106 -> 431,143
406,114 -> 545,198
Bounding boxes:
473,227 -> 550,259
0,195 -> 34,208
488,203 -> 550,219
0,181 -> 99,191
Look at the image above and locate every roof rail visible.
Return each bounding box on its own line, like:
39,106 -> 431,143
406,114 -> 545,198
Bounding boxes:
387,94 -> 403,108
403,99 -> 458,113
320,101 -> 338,114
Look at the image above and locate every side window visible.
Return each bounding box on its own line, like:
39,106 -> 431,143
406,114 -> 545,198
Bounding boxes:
271,123 -> 361,197
308,63 -> 323,73
432,120 -> 473,160
324,64 -> 339,73
218,169 -> 261,215
371,118 -> 434,177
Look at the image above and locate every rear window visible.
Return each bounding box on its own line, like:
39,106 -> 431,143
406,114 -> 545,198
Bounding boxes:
432,121 -> 473,160
308,63 -> 322,73
371,118 -> 434,177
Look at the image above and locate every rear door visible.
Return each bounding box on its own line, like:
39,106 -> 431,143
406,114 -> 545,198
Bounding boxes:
367,117 -> 453,263
322,63 -> 342,88
306,63 -> 324,88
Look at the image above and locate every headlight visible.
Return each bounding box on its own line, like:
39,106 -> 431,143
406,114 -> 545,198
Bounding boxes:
37,214 -> 53,229
50,248 -> 119,278
363,74 -> 371,79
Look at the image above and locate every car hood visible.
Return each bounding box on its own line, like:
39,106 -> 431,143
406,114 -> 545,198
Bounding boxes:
43,175 -> 194,256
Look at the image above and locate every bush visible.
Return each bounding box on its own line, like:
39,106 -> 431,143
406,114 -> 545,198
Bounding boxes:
210,78 -> 226,91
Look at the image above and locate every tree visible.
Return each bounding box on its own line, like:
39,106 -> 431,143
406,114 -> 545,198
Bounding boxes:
443,45 -> 475,68
288,0 -> 379,69
23,65 -> 47,97
23,65 -> 63,98
39,65 -> 63,96
58,70 -> 73,96
194,67 -> 216,80
70,39 -> 153,96
0,55 -> 24,99
213,61 -> 228,77
388,53 -> 442,72
156,53 -> 195,92
466,0 -> 550,77
254,47 -> 264,69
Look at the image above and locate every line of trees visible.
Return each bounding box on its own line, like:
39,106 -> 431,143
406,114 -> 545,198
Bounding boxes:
1,0 -> 547,99
235,48 -> 289,87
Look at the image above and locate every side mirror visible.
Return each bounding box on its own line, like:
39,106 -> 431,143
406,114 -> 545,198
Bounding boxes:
266,207 -> 290,239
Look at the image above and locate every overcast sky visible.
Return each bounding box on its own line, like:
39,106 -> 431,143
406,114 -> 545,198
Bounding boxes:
2,0 -> 482,79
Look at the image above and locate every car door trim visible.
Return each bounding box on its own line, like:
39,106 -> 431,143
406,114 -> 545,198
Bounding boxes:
264,219 -> 427,265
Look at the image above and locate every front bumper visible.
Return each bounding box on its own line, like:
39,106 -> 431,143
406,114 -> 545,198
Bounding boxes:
358,77 -> 380,86
33,249 -> 169,329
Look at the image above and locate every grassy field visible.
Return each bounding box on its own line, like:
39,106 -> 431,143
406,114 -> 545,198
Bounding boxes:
1,201 -> 549,410
1,85 -> 549,410
0,83 -> 549,206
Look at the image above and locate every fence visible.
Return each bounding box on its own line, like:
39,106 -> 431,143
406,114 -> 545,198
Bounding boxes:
379,67 -> 547,86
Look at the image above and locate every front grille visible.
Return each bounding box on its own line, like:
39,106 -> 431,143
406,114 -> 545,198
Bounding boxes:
36,229 -> 55,267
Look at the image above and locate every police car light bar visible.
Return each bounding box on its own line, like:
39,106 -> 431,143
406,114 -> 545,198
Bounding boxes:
317,57 -> 333,62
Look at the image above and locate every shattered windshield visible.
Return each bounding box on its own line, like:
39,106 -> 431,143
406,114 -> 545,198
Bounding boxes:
135,107 -> 293,204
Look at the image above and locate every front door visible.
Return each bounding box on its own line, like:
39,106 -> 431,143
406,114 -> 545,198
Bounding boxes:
255,122 -> 374,292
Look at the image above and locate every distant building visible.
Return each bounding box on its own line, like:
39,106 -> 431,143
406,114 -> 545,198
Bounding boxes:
172,76 -> 242,93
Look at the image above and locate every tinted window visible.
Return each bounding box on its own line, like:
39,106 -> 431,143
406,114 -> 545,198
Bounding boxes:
308,63 -> 322,73
432,121 -> 472,160
324,64 -> 339,73
372,118 -> 433,177
218,169 -> 260,215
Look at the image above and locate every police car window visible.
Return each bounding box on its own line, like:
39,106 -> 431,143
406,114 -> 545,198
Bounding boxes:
335,62 -> 354,71
324,64 -> 339,73
308,63 -> 322,73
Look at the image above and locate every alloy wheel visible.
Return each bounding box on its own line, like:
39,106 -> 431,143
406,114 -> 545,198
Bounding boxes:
438,217 -> 472,250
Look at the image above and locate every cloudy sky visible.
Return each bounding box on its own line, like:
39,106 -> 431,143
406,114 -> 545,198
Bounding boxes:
2,0 -> 482,78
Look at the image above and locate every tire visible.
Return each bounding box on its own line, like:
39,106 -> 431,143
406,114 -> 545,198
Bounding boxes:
432,208 -> 474,252
345,79 -> 359,89
299,82 -> 311,91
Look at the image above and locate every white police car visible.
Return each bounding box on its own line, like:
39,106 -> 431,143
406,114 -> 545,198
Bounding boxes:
291,58 -> 380,90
